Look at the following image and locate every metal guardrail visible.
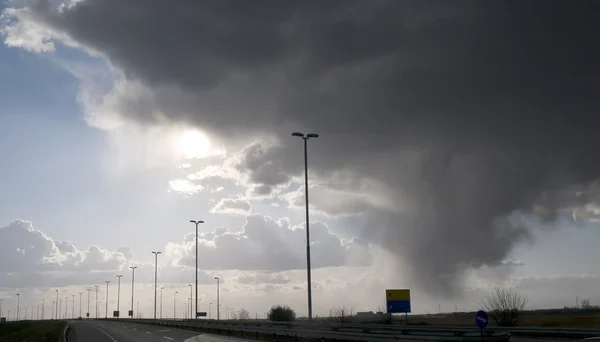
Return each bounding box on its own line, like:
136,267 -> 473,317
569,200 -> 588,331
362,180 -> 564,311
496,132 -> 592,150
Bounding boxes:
104,318 -> 600,340
106,318 -> 512,342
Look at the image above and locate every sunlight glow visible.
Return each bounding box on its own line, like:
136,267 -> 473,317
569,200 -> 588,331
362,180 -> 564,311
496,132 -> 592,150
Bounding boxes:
178,130 -> 211,159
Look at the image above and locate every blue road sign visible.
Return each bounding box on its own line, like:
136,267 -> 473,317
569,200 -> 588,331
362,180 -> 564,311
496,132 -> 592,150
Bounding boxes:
386,300 -> 411,313
476,310 -> 488,329
196,312 -> 207,317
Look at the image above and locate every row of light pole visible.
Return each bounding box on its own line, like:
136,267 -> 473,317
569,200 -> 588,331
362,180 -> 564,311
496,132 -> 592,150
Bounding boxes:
1,272 -> 222,322
2,292 -> 81,321
1,132 -> 317,323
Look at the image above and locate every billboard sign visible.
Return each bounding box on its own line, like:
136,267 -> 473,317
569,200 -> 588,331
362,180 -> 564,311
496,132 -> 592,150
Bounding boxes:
386,289 -> 411,313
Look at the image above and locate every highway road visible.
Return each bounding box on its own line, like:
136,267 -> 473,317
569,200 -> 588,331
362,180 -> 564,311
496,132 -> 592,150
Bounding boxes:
69,320 -> 255,342
69,320 -> 582,342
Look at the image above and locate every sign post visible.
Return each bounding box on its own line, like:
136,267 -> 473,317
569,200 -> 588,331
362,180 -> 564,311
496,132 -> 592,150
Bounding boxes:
385,289 -> 411,324
476,310 -> 488,336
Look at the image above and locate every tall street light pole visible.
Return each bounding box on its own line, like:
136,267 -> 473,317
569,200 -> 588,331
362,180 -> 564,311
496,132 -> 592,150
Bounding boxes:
130,266 -> 137,319
187,284 -> 192,320
291,132 -> 319,324
71,294 -> 75,319
152,251 -> 161,320
16,293 -> 20,321
214,277 -> 220,320
105,281 -> 110,319
87,289 -> 91,319
160,287 -> 164,319
95,285 -> 99,319
78,293 -> 82,318
189,220 -> 203,320
173,291 -> 178,319
116,275 -> 123,318
41,299 -> 44,320
65,296 -> 68,320
55,290 -> 58,320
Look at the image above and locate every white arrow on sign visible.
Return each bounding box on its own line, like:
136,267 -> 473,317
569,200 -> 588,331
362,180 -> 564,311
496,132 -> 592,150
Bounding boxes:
388,304 -> 393,310
477,316 -> 487,323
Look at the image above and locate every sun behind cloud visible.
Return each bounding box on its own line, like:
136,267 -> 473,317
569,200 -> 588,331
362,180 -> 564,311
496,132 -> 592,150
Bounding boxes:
178,129 -> 212,159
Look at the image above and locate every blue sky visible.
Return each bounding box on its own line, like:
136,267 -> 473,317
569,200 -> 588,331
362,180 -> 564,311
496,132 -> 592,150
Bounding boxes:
1,0 -> 600,319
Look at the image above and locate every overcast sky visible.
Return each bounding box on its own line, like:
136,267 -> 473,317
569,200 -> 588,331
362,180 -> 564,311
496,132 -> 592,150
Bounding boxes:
1,0 -> 600,319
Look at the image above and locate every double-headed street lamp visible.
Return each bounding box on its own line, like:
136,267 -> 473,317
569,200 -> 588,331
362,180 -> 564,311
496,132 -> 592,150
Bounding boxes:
187,284 -> 192,319
64,296 -> 68,319
55,290 -> 58,320
160,287 -> 164,319
94,285 -> 99,318
130,266 -> 137,319
173,291 -> 178,319
152,251 -> 161,319
16,293 -> 20,321
87,289 -> 91,319
291,132 -> 319,324
105,281 -> 111,318
189,220 -> 204,320
116,275 -> 123,318
214,277 -> 220,320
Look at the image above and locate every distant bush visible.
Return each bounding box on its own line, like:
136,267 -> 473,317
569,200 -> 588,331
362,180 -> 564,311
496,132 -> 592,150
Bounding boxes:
481,288 -> 527,327
238,309 -> 250,320
268,305 -> 296,322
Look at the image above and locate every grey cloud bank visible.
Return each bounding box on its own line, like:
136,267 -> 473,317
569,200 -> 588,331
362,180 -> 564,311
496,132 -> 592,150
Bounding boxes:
0,218 -> 367,288
2,0 -> 600,297
167,214 -> 373,271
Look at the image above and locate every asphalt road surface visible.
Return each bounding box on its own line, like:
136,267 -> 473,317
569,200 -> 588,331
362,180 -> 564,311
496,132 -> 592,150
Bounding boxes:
69,320 -> 255,342
69,320 -> 581,342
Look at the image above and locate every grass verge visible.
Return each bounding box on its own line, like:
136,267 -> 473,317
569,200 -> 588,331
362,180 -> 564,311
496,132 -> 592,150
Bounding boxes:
0,320 -> 67,342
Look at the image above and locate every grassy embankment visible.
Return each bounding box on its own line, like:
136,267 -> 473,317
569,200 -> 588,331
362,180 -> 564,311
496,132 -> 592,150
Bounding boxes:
0,320 -> 67,342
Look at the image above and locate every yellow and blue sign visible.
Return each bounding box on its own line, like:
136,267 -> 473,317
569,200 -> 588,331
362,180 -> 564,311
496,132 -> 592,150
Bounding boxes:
386,289 -> 411,313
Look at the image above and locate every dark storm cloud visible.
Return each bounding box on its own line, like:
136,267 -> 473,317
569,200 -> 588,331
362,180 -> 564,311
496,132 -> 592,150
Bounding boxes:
18,0 -> 600,296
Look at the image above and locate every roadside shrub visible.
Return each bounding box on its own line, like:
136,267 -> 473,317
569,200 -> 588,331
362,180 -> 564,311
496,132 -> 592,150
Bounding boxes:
268,305 -> 296,322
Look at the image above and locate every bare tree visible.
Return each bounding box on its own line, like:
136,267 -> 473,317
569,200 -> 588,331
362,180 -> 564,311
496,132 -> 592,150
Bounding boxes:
238,309 -> 251,320
330,307 -> 354,323
581,299 -> 591,309
481,288 -> 527,327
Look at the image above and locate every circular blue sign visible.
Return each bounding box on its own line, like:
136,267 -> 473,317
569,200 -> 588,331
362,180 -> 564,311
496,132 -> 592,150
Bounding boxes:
475,310 -> 488,329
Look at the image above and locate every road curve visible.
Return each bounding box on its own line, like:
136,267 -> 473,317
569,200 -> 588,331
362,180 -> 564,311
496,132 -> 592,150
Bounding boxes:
69,320 -> 256,342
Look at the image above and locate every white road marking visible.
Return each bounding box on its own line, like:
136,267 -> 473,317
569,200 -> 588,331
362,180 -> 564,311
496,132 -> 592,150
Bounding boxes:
92,325 -> 119,342
183,336 -> 208,342
163,337 -> 174,341
157,329 -> 171,332
146,331 -> 152,334
132,327 -> 137,330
